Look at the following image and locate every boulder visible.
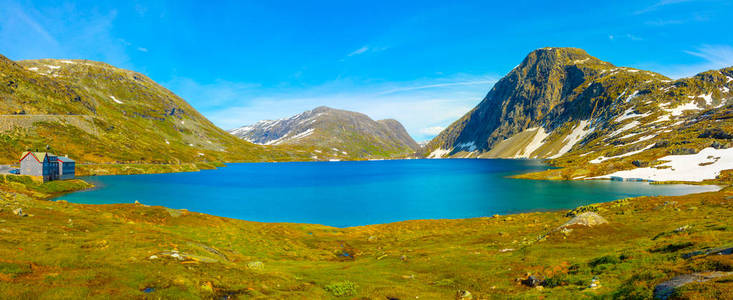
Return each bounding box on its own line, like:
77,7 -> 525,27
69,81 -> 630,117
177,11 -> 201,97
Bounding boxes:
12,208 -> 26,217
653,272 -> 733,299
521,275 -> 543,287
560,212 -> 608,228
455,290 -> 472,299
247,261 -> 265,271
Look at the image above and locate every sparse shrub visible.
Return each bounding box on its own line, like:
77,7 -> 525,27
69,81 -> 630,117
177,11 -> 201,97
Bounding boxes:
566,204 -> 600,217
650,242 -> 694,253
324,281 -> 358,297
0,262 -> 31,278
542,275 -> 569,288
589,255 -> 620,268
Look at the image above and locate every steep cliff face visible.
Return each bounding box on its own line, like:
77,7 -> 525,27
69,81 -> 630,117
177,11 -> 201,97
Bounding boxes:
230,106 -> 419,159
0,55 -> 309,163
425,47 -> 733,181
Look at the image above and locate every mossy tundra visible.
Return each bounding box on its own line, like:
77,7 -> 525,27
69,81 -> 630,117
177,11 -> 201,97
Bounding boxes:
0,183 -> 730,299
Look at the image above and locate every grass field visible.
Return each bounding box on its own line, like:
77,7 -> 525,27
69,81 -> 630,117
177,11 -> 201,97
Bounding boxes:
0,177 -> 730,299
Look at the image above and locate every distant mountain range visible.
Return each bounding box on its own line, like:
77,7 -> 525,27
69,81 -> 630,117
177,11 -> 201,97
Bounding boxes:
4,47 -> 730,179
230,106 -> 419,159
424,47 -> 732,181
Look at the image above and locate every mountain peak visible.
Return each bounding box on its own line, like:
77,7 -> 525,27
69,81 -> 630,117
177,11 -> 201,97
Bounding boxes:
230,107 -> 419,158
516,47 -> 612,72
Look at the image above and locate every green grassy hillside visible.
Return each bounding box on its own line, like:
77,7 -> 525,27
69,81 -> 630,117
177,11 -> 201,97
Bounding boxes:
0,55 -> 312,165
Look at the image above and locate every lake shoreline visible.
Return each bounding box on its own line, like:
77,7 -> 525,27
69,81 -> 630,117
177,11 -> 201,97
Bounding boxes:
53,159 -> 723,227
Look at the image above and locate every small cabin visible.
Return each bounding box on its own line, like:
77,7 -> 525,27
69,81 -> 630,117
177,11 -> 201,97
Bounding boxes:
56,156 -> 75,180
19,152 -> 75,182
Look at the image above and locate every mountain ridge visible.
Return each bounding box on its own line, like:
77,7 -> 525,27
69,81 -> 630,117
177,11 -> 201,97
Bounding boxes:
230,106 -> 419,159
425,47 -> 732,182
0,54 -> 310,164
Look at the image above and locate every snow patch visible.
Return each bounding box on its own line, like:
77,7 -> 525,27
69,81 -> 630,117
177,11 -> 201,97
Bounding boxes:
45,64 -> 60,69
457,141 -> 477,152
428,148 -> 451,159
663,101 -> 700,116
699,93 -> 713,106
590,144 -> 654,164
625,91 -> 639,103
550,121 -> 593,159
615,108 -> 649,122
515,127 -> 549,158
593,147 -> 733,182
60,60 -> 74,64
109,95 -> 124,104
288,128 -> 314,141
610,121 -> 639,137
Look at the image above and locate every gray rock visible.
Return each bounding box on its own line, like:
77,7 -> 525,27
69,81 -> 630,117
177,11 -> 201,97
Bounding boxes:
521,275 -> 543,287
653,272 -> 733,299
12,208 -> 26,217
560,212 -> 608,228
682,247 -> 733,259
247,261 -> 265,271
455,290 -> 472,299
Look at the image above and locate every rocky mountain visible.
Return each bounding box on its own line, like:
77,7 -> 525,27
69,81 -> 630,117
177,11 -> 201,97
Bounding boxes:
425,47 -> 732,181
230,106 -> 420,159
0,55 -> 309,164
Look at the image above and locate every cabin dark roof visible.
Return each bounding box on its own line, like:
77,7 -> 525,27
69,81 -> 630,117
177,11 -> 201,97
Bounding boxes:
56,156 -> 75,163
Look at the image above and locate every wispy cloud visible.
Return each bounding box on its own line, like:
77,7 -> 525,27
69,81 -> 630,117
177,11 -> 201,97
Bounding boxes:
643,44 -> 733,79
348,46 -> 369,56
683,44 -> 733,67
420,126 -> 445,136
345,45 -> 389,58
137,47 -> 148,52
634,0 -> 695,15
164,74 -> 497,141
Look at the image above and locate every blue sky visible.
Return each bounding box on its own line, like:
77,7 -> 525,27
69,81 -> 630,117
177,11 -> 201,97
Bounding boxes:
1,0 -> 732,141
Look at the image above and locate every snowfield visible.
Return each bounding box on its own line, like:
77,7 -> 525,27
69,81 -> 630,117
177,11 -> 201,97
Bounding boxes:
550,121 -> 593,159
428,148 -> 451,158
592,147 -> 733,182
515,127 -> 548,158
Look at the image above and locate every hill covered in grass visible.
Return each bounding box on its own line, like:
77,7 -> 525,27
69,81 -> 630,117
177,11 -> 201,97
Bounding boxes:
424,47 -> 732,182
0,55 -> 314,165
230,106 -> 420,160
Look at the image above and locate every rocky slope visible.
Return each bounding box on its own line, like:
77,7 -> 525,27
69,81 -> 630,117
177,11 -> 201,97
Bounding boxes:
230,106 -> 420,159
425,47 -> 732,182
0,55 -> 309,164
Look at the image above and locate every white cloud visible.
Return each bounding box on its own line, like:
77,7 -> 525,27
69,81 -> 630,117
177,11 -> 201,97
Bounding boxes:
648,44 -> 733,79
137,47 -> 148,52
683,44 -> 733,67
420,126 -> 445,135
348,46 -> 369,56
634,0 -> 695,15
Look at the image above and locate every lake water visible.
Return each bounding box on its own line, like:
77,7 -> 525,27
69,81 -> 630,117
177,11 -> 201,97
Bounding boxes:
58,159 -> 719,227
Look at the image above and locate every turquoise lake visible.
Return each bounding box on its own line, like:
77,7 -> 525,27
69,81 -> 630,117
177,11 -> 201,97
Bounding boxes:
58,159 -> 719,227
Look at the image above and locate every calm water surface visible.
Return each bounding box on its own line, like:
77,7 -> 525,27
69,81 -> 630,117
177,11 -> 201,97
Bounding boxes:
59,159 -> 718,227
